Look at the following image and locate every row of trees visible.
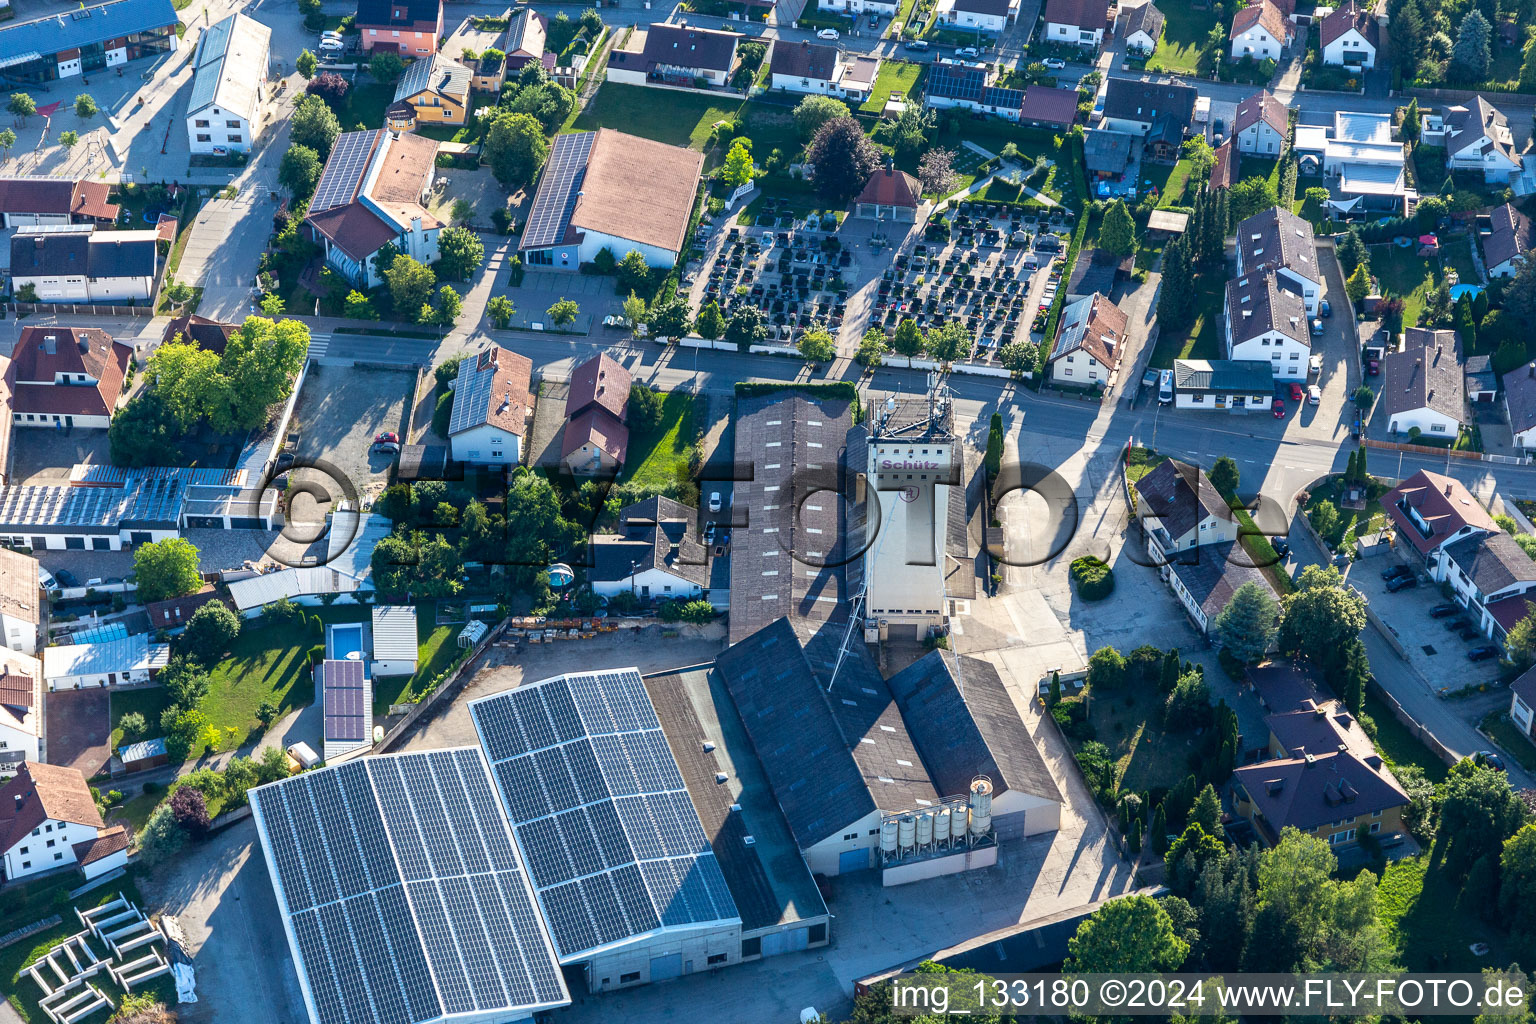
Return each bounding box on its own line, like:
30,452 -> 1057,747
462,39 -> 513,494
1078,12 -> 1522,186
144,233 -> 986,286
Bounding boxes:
137,747 -> 292,865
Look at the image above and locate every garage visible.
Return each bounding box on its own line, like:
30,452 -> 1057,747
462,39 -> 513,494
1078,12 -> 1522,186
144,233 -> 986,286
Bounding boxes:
838,847 -> 871,873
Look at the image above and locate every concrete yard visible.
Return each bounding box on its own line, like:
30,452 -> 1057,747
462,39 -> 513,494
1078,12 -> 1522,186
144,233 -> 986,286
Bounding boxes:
9,428 -> 113,485
289,364 -> 415,509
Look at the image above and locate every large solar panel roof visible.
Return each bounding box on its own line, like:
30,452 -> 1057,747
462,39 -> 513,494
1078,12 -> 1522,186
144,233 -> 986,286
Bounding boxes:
519,131 -> 594,251
250,750 -> 568,1024
310,130 -> 378,215
469,669 -> 741,962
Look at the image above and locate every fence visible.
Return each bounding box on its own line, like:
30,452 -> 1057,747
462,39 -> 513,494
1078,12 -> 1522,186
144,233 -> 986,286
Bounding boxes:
1408,85 -> 1536,106
376,619 -> 509,752
1362,437 -> 1482,460
6,302 -> 153,317
0,915 -> 62,951
1365,677 -> 1460,768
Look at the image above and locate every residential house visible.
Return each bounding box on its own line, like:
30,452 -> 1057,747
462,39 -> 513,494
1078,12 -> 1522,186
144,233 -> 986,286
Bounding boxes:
445,8 -> 527,91
1485,203 -> 1534,278
184,12 -> 270,155
0,762 -> 128,881
1381,469 -> 1499,572
1139,482 -> 1275,635
1379,327 -> 1464,440
447,345 -> 532,467
1292,111 -> 1410,213
1233,89 -> 1286,157
817,0 -> 900,14
1443,531 -> 1536,640
42,633 -> 169,690
162,313 -> 236,355
1084,128 -> 1136,189
10,226 -> 158,304
503,7 -> 550,73
387,52 -> 472,131
356,0 -> 443,56
1117,0 -> 1163,53
1510,666 -> 1536,742
1133,458 -> 1238,564
0,547 -> 40,656
0,0 -> 178,84
1098,77 -> 1196,161
0,179 -> 118,228
1045,292 -> 1125,389
1428,97 -> 1522,183
1505,360 -> 1536,447
1172,359 -> 1276,412
769,40 -> 881,102
935,0 -> 1019,36
1236,205 -> 1321,314
561,353 -> 631,476
0,653 -> 41,777
605,23 -> 741,88
853,166 -> 922,221
143,588 -> 222,636
1018,86 -> 1080,130
371,605 -> 418,676
6,327 -> 132,431
519,129 -> 705,270
1230,0 -> 1291,62
1225,271 -> 1310,380
1042,0 -> 1109,48
923,61 -> 1027,121
303,129 -> 440,289
1320,0 -> 1378,68
1231,742 -> 1407,850
589,496 -> 721,606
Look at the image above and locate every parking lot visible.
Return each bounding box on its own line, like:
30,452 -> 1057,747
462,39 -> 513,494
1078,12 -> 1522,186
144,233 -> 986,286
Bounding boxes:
1341,554 -> 1507,687
9,428 -> 113,485
288,364 -> 413,508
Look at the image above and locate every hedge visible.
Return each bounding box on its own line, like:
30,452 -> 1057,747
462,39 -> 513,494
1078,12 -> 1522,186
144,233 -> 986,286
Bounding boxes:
1069,555 -> 1115,600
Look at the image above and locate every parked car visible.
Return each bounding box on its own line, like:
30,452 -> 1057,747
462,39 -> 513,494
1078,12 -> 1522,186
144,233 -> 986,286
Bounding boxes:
1320,299 -> 1332,318
1211,117 -> 1224,136
1367,357 -> 1380,375
817,28 -> 840,39
1311,318 -> 1325,336
1474,750 -> 1507,771
1386,574 -> 1418,592
1042,57 -> 1066,69
373,441 -> 401,455
1445,617 -> 1473,631
1381,563 -> 1412,580
1272,398 -> 1286,417
1158,369 -> 1173,405
374,431 -> 399,445
1456,624 -> 1481,641
1272,537 -> 1290,556
957,46 -> 980,57
1288,382 -> 1304,401
904,39 -> 931,51
1428,603 -> 1458,618
54,569 -> 79,589
1468,644 -> 1501,661
38,567 -> 57,591
1306,384 -> 1321,405
709,492 -> 723,513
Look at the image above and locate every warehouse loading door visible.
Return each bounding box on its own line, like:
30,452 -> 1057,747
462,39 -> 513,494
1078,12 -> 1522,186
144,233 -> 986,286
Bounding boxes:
650,954 -> 682,982
838,848 -> 869,874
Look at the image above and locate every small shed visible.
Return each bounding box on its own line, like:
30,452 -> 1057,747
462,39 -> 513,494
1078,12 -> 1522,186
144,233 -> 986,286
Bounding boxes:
1466,354 -> 1499,403
118,737 -> 168,774
1146,209 -> 1189,239
371,606 -> 419,676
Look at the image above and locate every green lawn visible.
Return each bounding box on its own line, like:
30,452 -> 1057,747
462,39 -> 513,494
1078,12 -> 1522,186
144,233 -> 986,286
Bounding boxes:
333,82 -> 394,130
1442,233 -> 1479,284
1144,3 -> 1218,75
1363,690 -> 1448,782
1369,241 -> 1460,329
737,101 -> 803,162
1379,855 -> 1504,971
1303,475 -> 1386,552
1156,157 -> 1196,208
859,60 -> 925,113
1125,446 -> 1167,486
110,687 -> 175,751
571,82 -> 742,150
372,605 -> 461,712
1480,709 -> 1536,771
620,392 -> 696,491
1071,680 -> 1199,796
414,96 -> 484,143
1147,273 -> 1225,368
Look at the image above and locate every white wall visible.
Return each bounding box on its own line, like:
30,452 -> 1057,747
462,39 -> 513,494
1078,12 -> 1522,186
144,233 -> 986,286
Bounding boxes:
801,808 -> 883,876
1050,351 -> 1106,385
1492,255 -> 1527,279
450,424 -> 522,466
187,97 -> 262,154
1230,333 -> 1309,379
1238,121 -> 1283,156
1124,29 -> 1156,51
1386,407 -> 1459,440
1174,390 -> 1274,411
592,566 -> 702,601
13,272 -> 154,304
583,921 -> 743,992
576,227 -> 680,270
770,72 -> 843,97
1,212 -> 72,228
1274,265 -> 1320,316
1513,690 -> 1534,737
2,817 -> 100,879
1322,31 -> 1375,67
1231,26 -> 1281,61
1,611 -> 37,656
818,0 -> 900,12
0,719 -> 38,770
1046,21 -> 1102,46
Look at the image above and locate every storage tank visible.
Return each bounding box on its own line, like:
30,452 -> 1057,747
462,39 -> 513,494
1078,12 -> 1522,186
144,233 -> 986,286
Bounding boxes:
879,819 -> 898,858
897,815 -> 916,851
969,777 -> 993,837
915,811 -> 934,849
934,807 -> 952,844
951,802 -> 970,840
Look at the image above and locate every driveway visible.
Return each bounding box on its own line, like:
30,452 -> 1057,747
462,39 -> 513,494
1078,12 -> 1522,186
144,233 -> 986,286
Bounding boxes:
175,191 -> 270,320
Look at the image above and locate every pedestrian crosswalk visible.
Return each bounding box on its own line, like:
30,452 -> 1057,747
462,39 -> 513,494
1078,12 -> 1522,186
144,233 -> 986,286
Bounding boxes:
308,333 -> 331,360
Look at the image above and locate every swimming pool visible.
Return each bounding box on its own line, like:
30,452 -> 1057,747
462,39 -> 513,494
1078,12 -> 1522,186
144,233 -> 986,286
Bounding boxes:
330,623 -> 365,661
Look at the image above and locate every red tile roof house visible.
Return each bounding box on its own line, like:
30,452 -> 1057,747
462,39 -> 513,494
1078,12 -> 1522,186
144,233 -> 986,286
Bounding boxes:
0,178 -> 119,228
447,345 -> 533,467
0,761 -> 129,882
357,0 -> 443,55
561,353 -> 631,476
5,327 -> 131,432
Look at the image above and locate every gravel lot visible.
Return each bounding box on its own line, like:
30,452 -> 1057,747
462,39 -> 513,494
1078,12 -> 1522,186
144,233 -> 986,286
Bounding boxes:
289,364 -> 414,509
10,429 -> 113,485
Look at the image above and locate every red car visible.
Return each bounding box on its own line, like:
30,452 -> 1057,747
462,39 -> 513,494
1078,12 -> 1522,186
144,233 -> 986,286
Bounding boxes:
1288,382 -> 1304,401
374,431 -> 400,445
1272,398 -> 1286,418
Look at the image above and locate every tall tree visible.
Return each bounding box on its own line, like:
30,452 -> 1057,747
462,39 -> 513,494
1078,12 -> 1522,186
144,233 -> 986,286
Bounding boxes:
279,144 -> 323,201
133,537 -> 203,602
1451,9 -> 1493,80
892,318 -> 924,359
1066,895 -> 1189,973
1498,823 -> 1536,934
1189,784 -> 1224,838
289,94 -> 340,158
792,94 -> 848,140
1209,456 -> 1240,497
719,138 -> 754,190
1214,581 -> 1280,664
1278,564 -> 1366,675
1401,97 -> 1421,146
435,226 -> 484,281
1157,236 -> 1197,330
1440,761 -> 1528,879
484,111 -> 549,190
1334,636 -> 1370,714
806,115 -> 881,205
1391,0 -> 1425,69
1099,199 -> 1137,258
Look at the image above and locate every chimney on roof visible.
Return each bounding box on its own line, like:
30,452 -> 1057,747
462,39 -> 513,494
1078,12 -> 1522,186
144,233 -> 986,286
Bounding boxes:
1303,752 -> 1317,768
1445,482 -> 1453,496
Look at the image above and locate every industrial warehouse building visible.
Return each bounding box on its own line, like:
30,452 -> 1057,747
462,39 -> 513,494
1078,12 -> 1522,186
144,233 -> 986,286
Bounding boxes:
0,0 -> 177,83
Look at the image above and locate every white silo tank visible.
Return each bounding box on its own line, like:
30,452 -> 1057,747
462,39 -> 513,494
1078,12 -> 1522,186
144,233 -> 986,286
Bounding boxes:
879,819 -> 899,857
969,778 -> 993,837
934,807 -> 952,844
897,814 -> 917,851
915,811 -> 934,849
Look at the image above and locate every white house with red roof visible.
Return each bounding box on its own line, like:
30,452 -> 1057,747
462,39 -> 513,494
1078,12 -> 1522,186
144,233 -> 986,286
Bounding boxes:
0,650 -> 41,779
1320,0 -> 1378,68
1045,292 -> 1126,388
448,345 -> 533,467
6,326 -> 131,431
1233,89 -> 1286,157
1042,0 -> 1108,47
1230,0 -> 1291,61
561,353 -> 631,476
0,762 -> 128,881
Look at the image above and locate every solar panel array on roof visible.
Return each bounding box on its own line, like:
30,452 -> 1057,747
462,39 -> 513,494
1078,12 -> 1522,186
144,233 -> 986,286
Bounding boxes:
520,130 -> 595,250
322,659 -> 367,743
250,750 -> 568,1024
310,131 -> 378,215
470,669 -> 740,962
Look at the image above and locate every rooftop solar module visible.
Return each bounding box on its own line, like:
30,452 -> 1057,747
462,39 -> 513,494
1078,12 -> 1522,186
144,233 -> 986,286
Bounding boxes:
519,130 -> 594,250
310,130 -> 378,215
469,669 -> 741,962
321,660 -> 369,745
250,750 -> 568,1024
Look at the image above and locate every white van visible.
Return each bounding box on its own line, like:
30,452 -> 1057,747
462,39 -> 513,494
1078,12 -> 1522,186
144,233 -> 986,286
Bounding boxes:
1157,369 -> 1174,405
